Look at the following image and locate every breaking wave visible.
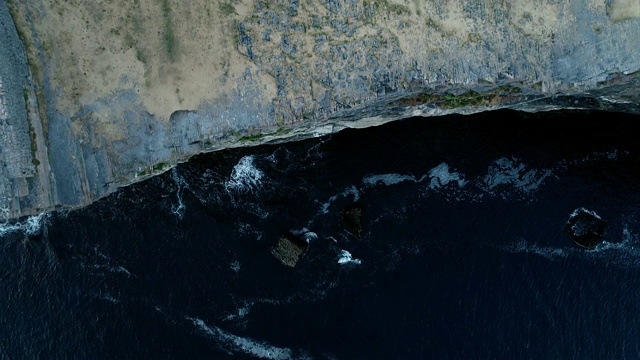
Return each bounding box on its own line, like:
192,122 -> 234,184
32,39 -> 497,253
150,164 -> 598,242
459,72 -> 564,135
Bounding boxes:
504,238 -> 569,260
362,163 -> 466,189
225,156 -> 264,193
337,250 -> 362,265
0,212 -> 50,237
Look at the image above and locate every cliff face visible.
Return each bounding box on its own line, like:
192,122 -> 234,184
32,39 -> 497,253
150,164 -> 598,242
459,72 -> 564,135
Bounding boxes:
0,0 -> 639,220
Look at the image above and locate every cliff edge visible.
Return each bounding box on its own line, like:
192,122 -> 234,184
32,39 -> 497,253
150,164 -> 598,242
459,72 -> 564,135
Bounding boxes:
1,0 -> 639,220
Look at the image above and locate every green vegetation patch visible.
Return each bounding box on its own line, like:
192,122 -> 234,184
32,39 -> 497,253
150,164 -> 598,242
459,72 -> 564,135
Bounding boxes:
387,3 -> 411,15
239,127 -> 292,142
23,88 -> 41,167
219,2 -> 236,16
152,161 -> 172,172
393,85 -> 523,109
160,0 -> 177,61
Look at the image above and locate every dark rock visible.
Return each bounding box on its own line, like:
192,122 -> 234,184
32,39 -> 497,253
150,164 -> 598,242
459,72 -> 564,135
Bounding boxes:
288,0 -> 299,17
341,203 -> 363,239
271,232 -> 309,267
564,208 -> 607,249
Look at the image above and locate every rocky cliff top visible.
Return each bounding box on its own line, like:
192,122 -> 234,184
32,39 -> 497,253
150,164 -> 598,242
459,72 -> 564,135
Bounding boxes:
1,0 -> 639,220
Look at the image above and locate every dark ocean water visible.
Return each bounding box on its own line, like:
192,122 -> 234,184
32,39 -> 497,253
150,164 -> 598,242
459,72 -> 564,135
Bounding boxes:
2,109 -> 640,359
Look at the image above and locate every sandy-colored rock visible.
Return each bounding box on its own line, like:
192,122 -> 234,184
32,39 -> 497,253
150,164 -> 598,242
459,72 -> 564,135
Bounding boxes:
0,0 -> 640,219
272,233 -> 309,267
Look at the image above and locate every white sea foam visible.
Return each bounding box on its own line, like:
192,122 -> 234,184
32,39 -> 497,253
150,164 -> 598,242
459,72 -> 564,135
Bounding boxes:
88,264 -> 132,277
577,149 -> 625,163
504,238 -> 568,260
505,225 -> 640,268
225,156 -> 263,193
186,317 -> 292,359
171,168 -> 188,219
230,260 -> 241,273
337,250 -> 362,265
0,212 -> 50,238
116,266 -> 132,277
578,227 -> 640,268
569,207 -> 602,220
428,163 -> 467,189
100,294 -> 120,304
363,173 -> 417,186
320,195 -> 338,214
224,301 -> 252,322
481,157 -> 552,195
344,185 -> 360,202
290,228 -> 318,243
319,186 -> 360,214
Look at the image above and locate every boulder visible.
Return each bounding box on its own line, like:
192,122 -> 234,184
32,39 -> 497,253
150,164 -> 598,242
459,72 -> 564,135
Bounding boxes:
271,232 -> 309,267
341,203 -> 363,239
564,208 -> 607,249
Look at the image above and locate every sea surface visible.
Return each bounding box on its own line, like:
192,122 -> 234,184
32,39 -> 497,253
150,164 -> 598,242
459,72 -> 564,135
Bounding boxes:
2,109 -> 640,359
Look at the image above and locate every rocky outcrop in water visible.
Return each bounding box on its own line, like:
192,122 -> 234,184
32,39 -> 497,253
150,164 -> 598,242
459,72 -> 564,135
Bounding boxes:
272,232 -> 310,267
1,0 -> 640,219
565,208 -> 607,249
341,203 -> 363,239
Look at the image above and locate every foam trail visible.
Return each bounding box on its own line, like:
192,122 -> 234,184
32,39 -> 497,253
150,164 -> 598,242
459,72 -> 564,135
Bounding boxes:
171,168 -> 188,219
504,238 -> 568,260
320,195 -> 338,215
504,226 -> 640,268
481,157 -> 552,194
428,163 -> 467,189
0,212 -> 50,237
225,156 -> 264,193
186,317 -> 292,359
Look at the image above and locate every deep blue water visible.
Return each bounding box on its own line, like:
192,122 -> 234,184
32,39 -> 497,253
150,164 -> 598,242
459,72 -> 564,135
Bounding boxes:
2,109 -> 640,359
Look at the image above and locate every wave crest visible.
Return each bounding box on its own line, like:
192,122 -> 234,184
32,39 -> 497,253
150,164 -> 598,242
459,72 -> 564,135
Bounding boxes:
0,212 -> 50,238
225,156 -> 264,193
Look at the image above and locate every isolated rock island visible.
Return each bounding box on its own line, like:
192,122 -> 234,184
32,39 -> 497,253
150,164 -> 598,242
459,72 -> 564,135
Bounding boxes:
0,0 -> 639,219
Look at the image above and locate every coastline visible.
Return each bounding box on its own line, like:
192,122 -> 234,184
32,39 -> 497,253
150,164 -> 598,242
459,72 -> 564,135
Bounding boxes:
0,0 -> 639,221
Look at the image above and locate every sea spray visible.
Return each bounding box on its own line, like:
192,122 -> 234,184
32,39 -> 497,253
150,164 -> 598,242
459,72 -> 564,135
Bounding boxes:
171,168 -> 189,219
0,212 -> 50,238
225,156 -> 264,194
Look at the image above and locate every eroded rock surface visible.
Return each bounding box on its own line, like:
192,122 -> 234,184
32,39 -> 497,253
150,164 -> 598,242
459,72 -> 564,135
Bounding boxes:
1,0 -> 640,219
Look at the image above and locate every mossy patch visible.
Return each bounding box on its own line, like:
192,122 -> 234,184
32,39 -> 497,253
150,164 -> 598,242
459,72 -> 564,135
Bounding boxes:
23,88 -> 40,168
219,2 -> 236,16
152,161 -> 172,172
160,0 -> 177,61
238,127 -> 292,142
393,85 -> 523,109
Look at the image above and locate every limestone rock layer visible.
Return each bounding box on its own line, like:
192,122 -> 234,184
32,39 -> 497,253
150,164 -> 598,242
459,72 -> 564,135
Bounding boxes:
0,0 -> 639,219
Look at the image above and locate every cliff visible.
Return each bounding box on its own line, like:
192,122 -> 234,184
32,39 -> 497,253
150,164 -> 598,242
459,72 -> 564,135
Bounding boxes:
1,0 -> 639,220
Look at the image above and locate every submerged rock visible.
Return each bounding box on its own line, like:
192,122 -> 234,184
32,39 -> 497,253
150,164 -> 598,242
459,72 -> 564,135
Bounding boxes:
564,208 -> 607,249
341,203 -> 363,239
271,232 -> 309,267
